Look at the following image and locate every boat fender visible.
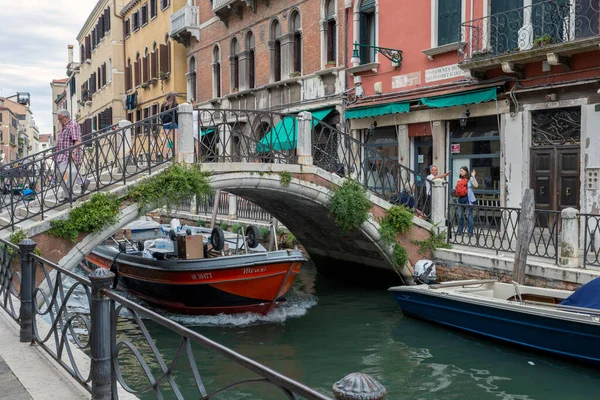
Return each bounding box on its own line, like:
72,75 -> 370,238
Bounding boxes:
246,225 -> 260,249
186,228 -> 192,236
211,227 -> 225,251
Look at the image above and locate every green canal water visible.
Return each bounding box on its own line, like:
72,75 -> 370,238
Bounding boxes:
110,264 -> 600,400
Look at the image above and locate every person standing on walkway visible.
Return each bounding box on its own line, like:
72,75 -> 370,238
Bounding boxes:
425,165 -> 450,216
455,166 -> 478,236
56,110 -> 89,202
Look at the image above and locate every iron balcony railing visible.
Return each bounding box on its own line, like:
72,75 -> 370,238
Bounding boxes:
0,238 -> 333,399
582,213 -> 600,267
459,0 -> 600,63
0,110 -> 176,231
447,203 -> 560,261
312,120 -> 431,217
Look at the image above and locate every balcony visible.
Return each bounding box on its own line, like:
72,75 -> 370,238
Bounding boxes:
212,0 -> 255,25
459,0 -> 600,73
170,5 -> 200,46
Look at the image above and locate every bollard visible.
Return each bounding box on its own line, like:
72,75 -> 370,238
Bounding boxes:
431,178 -> 447,232
18,239 -> 37,343
332,372 -> 386,400
90,268 -> 115,400
559,207 -> 579,268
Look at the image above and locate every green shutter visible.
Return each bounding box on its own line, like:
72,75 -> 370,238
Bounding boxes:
359,0 -> 375,12
438,0 -> 461,46
326,0 -> 335,19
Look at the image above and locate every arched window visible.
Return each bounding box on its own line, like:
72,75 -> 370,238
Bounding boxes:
270,19 -> 281,82
291,11 -> 302,74
213,45 -> 221,98
325,0 -> 337,65
134,52 -> 141,87
246,31 -> 255,89
151,42 -> 158,80
159,34 -> 171,77
358,0 -> 376,63
143,47 -> 150,84
230,37 -> 239,91
189,56 -> 196,102
126,58 -> 132,91
108,58 -> 112,82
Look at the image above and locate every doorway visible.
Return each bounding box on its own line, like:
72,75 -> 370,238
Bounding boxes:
413,136 -> 433,178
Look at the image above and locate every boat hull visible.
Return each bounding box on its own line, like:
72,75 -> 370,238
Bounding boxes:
84,246 -> 305,315
390,288 -> 600,365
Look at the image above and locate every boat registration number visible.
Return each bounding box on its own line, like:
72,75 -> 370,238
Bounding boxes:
190,273 -> 213,280
242,267 -> 267,275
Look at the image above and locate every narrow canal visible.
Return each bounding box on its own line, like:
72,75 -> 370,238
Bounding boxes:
107,263 -> 600,400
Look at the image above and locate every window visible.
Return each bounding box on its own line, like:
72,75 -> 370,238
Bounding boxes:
102,63 -> 107,86
126,58 -> 132,91
189,57 -> 196,101
358,0 -> 376,63
141,3 -> 148,26
124,18 -> 131,37
159,35 -> 171,76
438,0 -> 461,46
151,103 -> 159,116
230,37 -> 239,91
246,31 -> 255,89
133,11 -> 140,31
143,48 -> 150,83
70,77 -> 76,96
150,0 -> 157,18
11,118 -> 17,129
105,7 -> 111,32
134,53 -> 141,87
80,44 -> 85,63
161,0 -> 170,11
85,35 -> 91,59
213,45 -> 221,98
108,58 -> 112,82
270,19 -> 281,82
325,0 -> 336,64
92,28 -> 96,50
151,43 -> 158,80
291,11 -> 302,74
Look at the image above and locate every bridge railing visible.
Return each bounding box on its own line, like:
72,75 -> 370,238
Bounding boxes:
0,109 -> 176,231
0,238 -> 334,399
194,108 -> 298,164
312,120 -> 431,216
583,213 -> 600,267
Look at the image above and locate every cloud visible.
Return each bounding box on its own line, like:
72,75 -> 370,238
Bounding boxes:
0,0 -> 97,136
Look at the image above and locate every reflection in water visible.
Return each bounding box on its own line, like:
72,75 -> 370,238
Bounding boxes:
64,263 -> 600,400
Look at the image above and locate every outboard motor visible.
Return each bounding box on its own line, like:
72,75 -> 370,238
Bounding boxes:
414,259 -> 437,285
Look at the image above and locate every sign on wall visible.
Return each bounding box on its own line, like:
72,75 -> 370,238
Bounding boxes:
392,72 -> 422,89
425,64 -> 464,83
451,143 -> 461,153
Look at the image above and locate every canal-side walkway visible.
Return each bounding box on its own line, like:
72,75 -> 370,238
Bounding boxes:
0,309 -> 89,399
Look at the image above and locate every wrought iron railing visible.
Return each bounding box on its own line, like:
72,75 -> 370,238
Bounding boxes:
0,238 -> 335,399
447,203 -> 560,261
583,213 -> 600,267
196,191 -> 230,215
195,108 -> 298,164
312,119 -> 431,216
0,109 -> 176,231
237,195 -> 272,221
195,191 -> 272,222
459,0 -> 600,63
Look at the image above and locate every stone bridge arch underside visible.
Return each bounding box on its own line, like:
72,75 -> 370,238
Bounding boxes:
207,164 -> 431,285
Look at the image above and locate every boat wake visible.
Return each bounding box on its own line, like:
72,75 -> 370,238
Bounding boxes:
167,290 -> 318,327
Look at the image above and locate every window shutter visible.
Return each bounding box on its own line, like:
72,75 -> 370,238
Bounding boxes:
134,60 -> 139,86
81,45 -> 85,63
326,0 -> 335,19
166,42 -> 171,74
151,51 -> 158,79
105,8 -> 111,32
159,44 -> 168,75
143,56 -> 148,83
359,0 -> 375,12
125,65 -> 131,90
438,0 -> 461,46
85,36 -> 91,59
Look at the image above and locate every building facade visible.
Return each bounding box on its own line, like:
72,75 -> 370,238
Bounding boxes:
39,133 -> 54,152
0,100 -> 20,163
76,0 -> 127,135
122,0 -> 187,123
50,78 -> 68,138
344,0 -> 600,215
173,0 -> 347,122
2,94 -> 39,158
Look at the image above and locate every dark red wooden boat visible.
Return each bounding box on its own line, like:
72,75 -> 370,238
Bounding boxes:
83,240 -> 307,315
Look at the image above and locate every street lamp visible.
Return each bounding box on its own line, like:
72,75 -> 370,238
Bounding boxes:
459,108 -> 470,128
350,42 -> 403,66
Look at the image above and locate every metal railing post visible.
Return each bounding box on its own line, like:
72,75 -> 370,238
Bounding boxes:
89,268 -> 115,400
18,238 -> 37,343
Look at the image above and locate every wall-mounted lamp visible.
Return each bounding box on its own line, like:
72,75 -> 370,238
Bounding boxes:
355,85 -> 365,98
459,108 -> 470,128
350,42 -> 403,67
368,121 -> 377,136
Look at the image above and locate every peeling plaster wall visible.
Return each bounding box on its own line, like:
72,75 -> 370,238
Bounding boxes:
582,104 -> 600,215
502,112 -> 526,209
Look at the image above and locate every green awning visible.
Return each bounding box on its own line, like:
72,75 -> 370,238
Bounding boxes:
420,88 -> 497,108
345,102 -> 410,119
256,108 -> 333,152
201,128 -> 215,137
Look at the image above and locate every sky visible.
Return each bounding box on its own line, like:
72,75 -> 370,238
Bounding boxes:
0,0 -> 97,135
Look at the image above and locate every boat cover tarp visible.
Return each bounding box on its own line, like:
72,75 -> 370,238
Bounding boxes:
560,277 -> 600,310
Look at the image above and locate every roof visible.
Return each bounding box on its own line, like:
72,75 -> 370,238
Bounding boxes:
51,78 -> 68,84
121,0 -> 141,17
76,0 -> 113,41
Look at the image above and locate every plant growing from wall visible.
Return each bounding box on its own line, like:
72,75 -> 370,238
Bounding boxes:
128,163 -> 211,213
289,71 -> 301,78
533,34 -> 554,48
49,193 -> 121,241
392,244 -> 408,268
328,179 -> 371,234
6,229 -> 43,256
379,205 -> 414,244
411,229 -> 451,255
279,171 -> 292,187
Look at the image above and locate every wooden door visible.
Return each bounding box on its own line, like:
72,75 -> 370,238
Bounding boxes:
531,146 -> 580,211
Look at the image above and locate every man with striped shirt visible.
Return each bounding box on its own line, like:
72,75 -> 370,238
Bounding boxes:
56,110 -> 89,201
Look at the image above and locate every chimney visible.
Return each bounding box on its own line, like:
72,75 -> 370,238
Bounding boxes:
68,45 -> 74,64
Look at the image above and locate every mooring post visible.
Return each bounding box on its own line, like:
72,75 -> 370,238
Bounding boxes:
332,372 -> 387,399
559,207 -> 580,268
512,188 -> 535,284
18,239 -> 37,343
431,178 -> 447,233
90,268 -> 115,400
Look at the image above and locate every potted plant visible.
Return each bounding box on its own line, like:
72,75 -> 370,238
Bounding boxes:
533,34 -> 554,48
232,87 -> 239,93
325,61 -> 336,68
289,71 -> 301,78
159,71 -> 171,81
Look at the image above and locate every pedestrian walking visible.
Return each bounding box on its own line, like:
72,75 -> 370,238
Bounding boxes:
55,110 -> 89,202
